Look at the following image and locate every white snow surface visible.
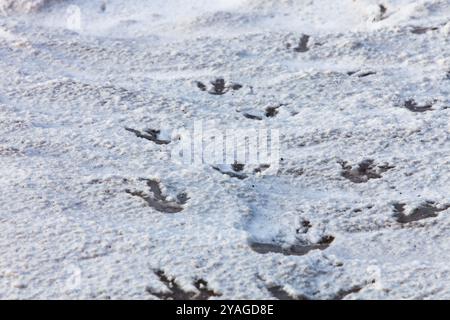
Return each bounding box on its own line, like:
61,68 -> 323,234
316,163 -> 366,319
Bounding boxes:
0,0 -> 450,299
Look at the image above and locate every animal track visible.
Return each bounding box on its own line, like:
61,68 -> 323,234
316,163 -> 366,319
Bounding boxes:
125,127 -> 170,145
196,78 -> 242,95
347,70 -> 376,78
339,159 -> 394,183
376,4 -> 388,21
287,34 -> 310,53
210,78 -> 227,95
125,179 -> 188,213
231,162 -> 245,172
212,164 -> 248,180
253,164 -> 271,174
146,270 -> 220,300
267,281 -> 364,300
411,26 -> 439,34
243,105 -> 282,120
393,201 -> 450,223
265,105 -> 281,117
243,113 -> 263,120
213,162 -> 272,178
331,285 -> 364,300
267,285 -> 309,300
249,236 -> 334,256
296,220 -> 312,234
404,99 -> 434,112
358,71 -> 376,78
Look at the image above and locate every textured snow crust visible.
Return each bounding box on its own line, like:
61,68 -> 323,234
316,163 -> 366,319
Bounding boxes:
0,0 -> 450,299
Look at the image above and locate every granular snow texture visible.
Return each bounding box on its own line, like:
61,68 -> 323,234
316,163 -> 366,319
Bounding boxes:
0,0 -> 450,299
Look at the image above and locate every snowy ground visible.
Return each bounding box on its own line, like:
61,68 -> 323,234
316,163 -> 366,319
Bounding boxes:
0,0 -> 450,299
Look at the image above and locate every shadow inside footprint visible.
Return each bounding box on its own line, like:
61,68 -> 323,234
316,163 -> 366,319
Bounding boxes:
243,105 -> 283,121
378,4 -> 388,21
146,270 -> 220,300
404,99 -> 434,113
125,127 -> 170,145
293,34 -> 310,52
212,164 -> 247,180
250,236 -> 334,256
196,81 -> 207,91
358,71 -> 376,78
340,159 -> 394,183
210,78 -> 226,95
243,113 -> 263,120
196,78 -> 242,95
268,283 -> 363,300
411,26 -> 439,34
267,286 -> 309,300
370,4 -> 388,22
126,179 -> 188,213
265,106 -> 280,118
393,202 -> 450,223
253,164 -> 271,174
331,285 -> 364,300
347,70 -> 376,77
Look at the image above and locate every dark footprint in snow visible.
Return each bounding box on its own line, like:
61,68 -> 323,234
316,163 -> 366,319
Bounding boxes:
243,113 -> 263,120
268,282 -> 364,300
339,159 -> 394,183
196,78 -> 242,95
267,286 -> 309,300
125,179 -> 188,213
379,4 -> 387,19
212,163 -> 248,180
243,105 -> 283,120
296,220 -> 312,234
372,4 -> 388,22
393,202 -> 450,223
125,127 -> 170,145
268,283 -> 363,300
411,26 -> 439,34
250,236 -> 334,256
196,81 -> 207,91
331,285 -> 364,300
253,164 -> 271,174
358,71 -> 376,78
210,78 -> 226,95
231,162 -> 245,172
290,34 -> 310,53
347,70 -> 376,78
404,99 -> 434,113
265,105 -> 281,117
146,270 -> 220,300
